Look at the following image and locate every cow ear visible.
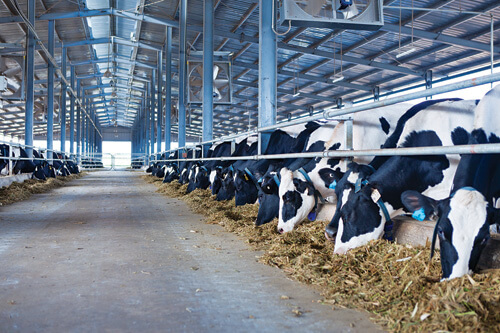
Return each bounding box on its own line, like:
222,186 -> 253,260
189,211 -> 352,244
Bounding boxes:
401,190 -> 438,220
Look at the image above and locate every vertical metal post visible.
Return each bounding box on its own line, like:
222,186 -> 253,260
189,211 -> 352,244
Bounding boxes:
150,73 -> 155,157
145,89 -> 150,158
203,0 -> 214,157
25,0 -> 35,158
60,47 -> 67,152
258,0 -> 277,154
76,80 -> 81,163
425,70 -> 433,100
165,26 -> 172,151
156,50 -> 163,154
70,66 -> 75,155
47,20 -> 55,164
178,0 -> 187,150
373,86 -> 380,102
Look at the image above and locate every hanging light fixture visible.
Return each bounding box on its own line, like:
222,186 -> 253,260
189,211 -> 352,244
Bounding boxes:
331,34 -> 344,83
396,0 -> 416,59
292,58 -> 300,97
104,32 -> 112,78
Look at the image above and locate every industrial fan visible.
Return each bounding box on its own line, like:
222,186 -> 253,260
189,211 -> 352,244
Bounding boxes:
278,0 -> 383,31
187,61 -> 232,104
0,55 -> 25,100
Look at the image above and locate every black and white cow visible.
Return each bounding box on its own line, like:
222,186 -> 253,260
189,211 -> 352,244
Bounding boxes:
325,98 -> 478,254
399,86 -> 500,280
277,103 -> 413,233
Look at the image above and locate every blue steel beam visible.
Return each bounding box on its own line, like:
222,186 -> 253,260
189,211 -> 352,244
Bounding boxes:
165,26 -> 172,151
258,0 -> 276,154
150,71 -> 155,155
70,66 -> 75,155
60,46 -> 67,152
156,50 -> 163,154
76,80 -> 81,163
178,0 -> 187,149
203,0 -> 214,150
24,0 -> 35,158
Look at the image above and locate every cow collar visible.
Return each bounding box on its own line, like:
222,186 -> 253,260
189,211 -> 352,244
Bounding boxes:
355,177 -> 394,242
297,167 -> 325,221
244,168 -> 261,190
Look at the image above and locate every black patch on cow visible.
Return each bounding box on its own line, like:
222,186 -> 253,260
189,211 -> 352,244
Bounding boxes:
281,190 -> 303,223
256,190 -> 279,225
451,126 -> 470,146
379,117 -> 390,134
318,168 -> 343,190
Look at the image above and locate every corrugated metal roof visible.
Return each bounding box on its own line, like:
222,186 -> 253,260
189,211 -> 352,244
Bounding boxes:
0,0 -> 499,139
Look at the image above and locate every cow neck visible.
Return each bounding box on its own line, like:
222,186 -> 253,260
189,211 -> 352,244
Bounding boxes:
297,167 -> 324,220
244,168 -> 261,190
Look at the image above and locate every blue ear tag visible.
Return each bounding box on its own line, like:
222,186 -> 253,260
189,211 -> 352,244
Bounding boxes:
412,208 -> 426,221
329,180 -> 337,190
355,179 -> 362,193
307,211 -> 317,221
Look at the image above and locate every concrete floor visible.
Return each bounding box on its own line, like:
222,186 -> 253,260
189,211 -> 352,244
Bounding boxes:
0,171 -> 381,333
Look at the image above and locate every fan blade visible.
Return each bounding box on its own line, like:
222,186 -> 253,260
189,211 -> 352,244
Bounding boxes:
190,78 -> 203,87
213,86 -> 221,100
304,0 -> 326,16
213,65 -> 220,80
195,65 -> 204,77
214,79 -> 229,88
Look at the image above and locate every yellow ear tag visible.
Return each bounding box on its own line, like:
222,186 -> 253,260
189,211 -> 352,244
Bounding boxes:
244,174 -> 249,181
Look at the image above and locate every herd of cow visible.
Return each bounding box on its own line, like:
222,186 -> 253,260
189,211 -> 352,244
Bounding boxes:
0,145 -> 80,179
149,86 -> 497,281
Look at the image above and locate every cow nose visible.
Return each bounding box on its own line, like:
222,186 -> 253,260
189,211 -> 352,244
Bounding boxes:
324,227 -> 337,241
278,228 -> 284,234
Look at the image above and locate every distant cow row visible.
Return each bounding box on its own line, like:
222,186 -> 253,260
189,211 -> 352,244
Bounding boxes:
0,145 -> 80,180
147,85 -> 500,281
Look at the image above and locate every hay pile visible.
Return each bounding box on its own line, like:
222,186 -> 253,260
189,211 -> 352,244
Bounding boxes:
146,174 -> 500,332
0,173 -> 84,206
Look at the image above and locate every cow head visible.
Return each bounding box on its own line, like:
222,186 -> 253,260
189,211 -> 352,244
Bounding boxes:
234,169 -> 259,206
32,165 -> 47,180
211,166 -> 224,195
277,168 -> 316,233
402,188 -> 499,280
163,163 -> 179,183
216,168 -> 236,201
260,171 -> 280,195
325,163 -> 377,241
256,188 -> 280,226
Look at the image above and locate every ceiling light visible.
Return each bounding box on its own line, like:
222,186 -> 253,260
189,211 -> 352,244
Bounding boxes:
331,75 -> 344,83
103,69 -> 112,78
396,47 -> 417,59
292,91 -> 300,97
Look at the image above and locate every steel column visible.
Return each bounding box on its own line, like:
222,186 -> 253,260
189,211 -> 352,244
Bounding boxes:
47,20 -> 55,163
165,26 -> 172,151
156,50 -> 163,154
60,47 -> 67,152
202,0 -> 214,156
24,0 -> 36,158
70,66 -> 75,155
76,80 -> 81,163
178,0 -> 187,149
258,0 -> 277,154
150,72 -> 155,156
145,90 -> 150,158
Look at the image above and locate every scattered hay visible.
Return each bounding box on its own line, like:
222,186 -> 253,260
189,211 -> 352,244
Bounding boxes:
146,174 -> 500,332
0,173 -> 84,206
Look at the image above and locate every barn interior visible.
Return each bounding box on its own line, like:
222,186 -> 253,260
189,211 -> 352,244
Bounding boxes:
0,0 -> 500,331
